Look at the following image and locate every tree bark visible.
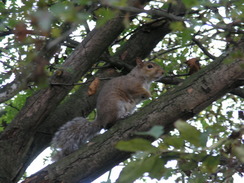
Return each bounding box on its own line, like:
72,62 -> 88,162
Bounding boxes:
17,18 -> 173,182
0,1 -> 189,182
22,39 -> 244,183
0,13 -> 127,183
1,0 -> 177,181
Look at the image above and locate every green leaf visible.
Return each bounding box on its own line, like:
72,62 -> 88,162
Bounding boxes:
170,22 -> 185,31
87,110 -> 96,121
136,125 -> 164,139
180,28 -> 193,45
34,10 -> 53,31
232,144 -> 244,163
175,120 -> 202,147
117,155 -> 165,183
147,156 -> 165,179
117,160 -> 145,183
188,171 -> 207,183
95,8 -> 116,27
182,0 -> 198,8
163,135 -> 184,149
50,2 -> 76,22
50,3 -> 67,15
116,138 -> 158,153
179,159 -> 198,173
105,0 -> 127,6
51,27 -> 61,38
0,90 -> 35,124
75,0 -> 91,6
199,131 -> 208,147
201,155 -> 220,173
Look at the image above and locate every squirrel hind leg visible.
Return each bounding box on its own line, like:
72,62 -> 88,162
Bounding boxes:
97,112 -> 118,129
117,100 -> 136,118
101,100 -> 136,129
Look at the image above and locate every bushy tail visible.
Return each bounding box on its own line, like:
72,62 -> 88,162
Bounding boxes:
51,117 -> 100,161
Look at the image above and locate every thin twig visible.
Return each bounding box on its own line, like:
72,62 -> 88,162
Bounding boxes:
165,73 -> 189,78
50,83 -> 83,86
104,4 -> 186,22
83,20 -> 91,34
0,29 -> 13,37
7,103 -> 19,111
192,38 -> 216,60
50,77 -> 112,86
149,43 -> 194,61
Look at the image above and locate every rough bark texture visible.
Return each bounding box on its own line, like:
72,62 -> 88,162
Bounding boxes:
22,40 -> 244,183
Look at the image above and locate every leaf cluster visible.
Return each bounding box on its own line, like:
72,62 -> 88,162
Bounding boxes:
115,119 -> 244,182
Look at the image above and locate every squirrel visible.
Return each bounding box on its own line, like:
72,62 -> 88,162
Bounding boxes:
51,58 -> 164,161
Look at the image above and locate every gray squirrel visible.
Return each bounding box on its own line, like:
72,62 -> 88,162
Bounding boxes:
51,58 -> 164,161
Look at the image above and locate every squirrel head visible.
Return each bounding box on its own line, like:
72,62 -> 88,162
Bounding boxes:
134,58 -> 164,81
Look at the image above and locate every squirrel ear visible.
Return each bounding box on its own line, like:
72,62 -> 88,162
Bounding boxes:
136,57 -> 143,67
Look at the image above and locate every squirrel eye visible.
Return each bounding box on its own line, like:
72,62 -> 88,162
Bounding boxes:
147,64 -> 153,69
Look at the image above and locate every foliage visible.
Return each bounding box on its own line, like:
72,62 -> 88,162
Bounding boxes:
0,89 -> 35,130
0,0 -> 243,182
116,121 -> 244,183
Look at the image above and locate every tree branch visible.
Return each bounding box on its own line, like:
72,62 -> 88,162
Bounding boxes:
105,4 -> 185,21
192,37 -> 216,60
0,29 -> 13,37
22,42 -> 244,183
0,1 -> 157,182
14,9 -> 181,180
0,79 -> 27,103
230,87 -> 244,98
0,13 -> 127,183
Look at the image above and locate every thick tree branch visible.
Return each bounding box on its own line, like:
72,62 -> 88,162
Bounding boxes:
23,39 -> 244,183
16,13 -> 179,180
0,29 -> 13,37
0,13 -> 127,183
0,1 -> 156,182
230,87 -> 244,98
0,80 -> 27,103
0,1 -> 188,182
12,3 -> 187,181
